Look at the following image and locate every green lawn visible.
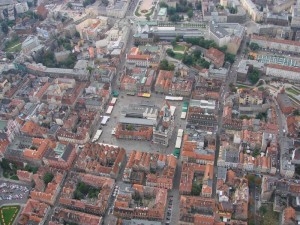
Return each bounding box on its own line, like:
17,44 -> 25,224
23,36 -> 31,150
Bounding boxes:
4,38 -> 21,53
286,87 -> 300,95
173,52 -> 184,60
0,205 -> 20,225
173,45 -> 186,52
236,84 -> 252,89
6,43 -> 21,53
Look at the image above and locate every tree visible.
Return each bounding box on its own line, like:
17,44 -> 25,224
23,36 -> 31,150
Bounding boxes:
6,53 -> 14,60
293,109 -> 300,116
102,0 -> 109,6
171,39 -> 177,47
187,10 -> 193,18
86,66 -> 94,75
182,54 -> 194,65
166,49 -> 175,57
248,69 -> 260,84
249,43 -> 260,51
159,2 -> 168,8
169,14 -> 181,22
0,158 -> 11,170
146,15 -> 150,21
167,7 -> 176,16
159,59 -> 175,71
43,172 -> 54,185
1,22 -> 9,34
225,53 -> 235,64
67,2 -> 73,9
74,31 -> 80,38
191,182 -> 202,196
259,205 -> 267,215
195,0 -> 202,10
193,49 -> 202,58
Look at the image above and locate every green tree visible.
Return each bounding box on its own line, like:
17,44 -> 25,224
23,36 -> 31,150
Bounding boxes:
259,205 -> 267,215
167,7 -> 176,15
187,10 -> 193,18
293,109 -> 300,116
248,69 -> 260,84
6,53 -> 14,60
191,182 -> 202,196
249,43 -> 260,51
43,172 -> 54,185
182,54 -> 194,65
87,66 -> 94,75
225,53 -> 235,64
166,48 -> 175,57
74,31 -> 80,38
193,49 -> 202,58
169,14 -> 181,22
67,2 -> 73,9
195,0 -> 202,10
159,59 -> 175,71
1,22 -> 9,34
171,39 -> 177,47
0,158 -> 11,170
159,2 -> 168,8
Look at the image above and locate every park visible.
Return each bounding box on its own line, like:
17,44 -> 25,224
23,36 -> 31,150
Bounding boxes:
0,205 -> 20,225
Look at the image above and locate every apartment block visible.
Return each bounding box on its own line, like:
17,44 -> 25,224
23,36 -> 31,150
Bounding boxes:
59,172 -> 115,216
123,150 -> 177,190
114,184 -> 167,221
75,143 -> 126,179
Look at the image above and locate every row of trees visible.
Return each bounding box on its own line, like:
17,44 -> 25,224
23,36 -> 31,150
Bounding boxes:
160,0 -> 195,22
184,37 -> 236,64
74,181 -> 100,200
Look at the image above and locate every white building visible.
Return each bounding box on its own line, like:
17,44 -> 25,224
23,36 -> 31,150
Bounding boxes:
106,0 -> 129,18
240,0 -> 263,22
266,64 -> 300,80
14,2 -> 29,14
21,36 -> 40,54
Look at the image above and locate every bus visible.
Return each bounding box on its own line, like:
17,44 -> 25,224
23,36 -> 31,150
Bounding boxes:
175,137 -> 182,149
110,97 -> 117,106
180,112 -> 187,119
106,105 -> 114,115
92,130 -> 103,142
177,129 -> 184,138
165,96 -> 183,101
101,116 -> 110,125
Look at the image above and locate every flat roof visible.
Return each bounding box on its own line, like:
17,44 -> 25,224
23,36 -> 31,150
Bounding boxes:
119,116 -> 156,126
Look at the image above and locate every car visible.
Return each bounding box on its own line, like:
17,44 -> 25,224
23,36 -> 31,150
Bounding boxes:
255,196 -> 259,200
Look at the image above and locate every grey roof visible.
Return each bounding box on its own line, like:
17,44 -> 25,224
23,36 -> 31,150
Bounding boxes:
122,219 -> 162,225
217,167 -> 227,180
119,116 -> 156,126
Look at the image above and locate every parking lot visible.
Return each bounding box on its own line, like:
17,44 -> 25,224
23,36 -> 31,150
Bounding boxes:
257,54 -> 299,67
97,92 -> 187,154
0,181 -> 31,205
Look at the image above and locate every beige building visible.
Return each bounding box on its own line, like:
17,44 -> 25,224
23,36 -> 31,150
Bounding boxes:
250,34 -> 300,53
266,64 -> 300,80
240,0 -> 263,22
75,17 -> 108,40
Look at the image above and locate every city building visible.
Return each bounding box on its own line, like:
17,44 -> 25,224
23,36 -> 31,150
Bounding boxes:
276,92 -> 295,114
43,142 -> 77,170
152,101 -> 174,146
123,150 -> 177,190
50,207 -> 103,225
181,134 -> 215,165
238,88 -> 263,105
18,199 -> 50,225
240,0 -> 263,21
106,0 -> 129,18
179,196 -> 216,225
115,101 -> 159,141
59,172 -> 115,216
266,64 -> 300,81
75,143 -> 126,179
30,167 -> 65,205
250,35 -> 300,54
187,99 -> 217,131
209,22 -> 245,54
113,184 -> 167,221
204,48 -> 225,68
